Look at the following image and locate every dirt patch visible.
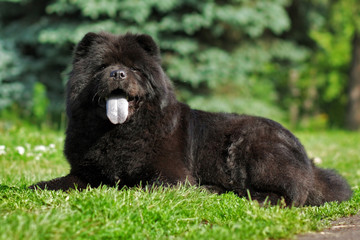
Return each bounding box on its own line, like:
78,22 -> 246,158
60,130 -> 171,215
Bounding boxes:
297,214 -> 360,240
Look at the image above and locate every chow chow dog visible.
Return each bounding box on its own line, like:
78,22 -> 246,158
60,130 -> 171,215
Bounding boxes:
30,32 -> 352,206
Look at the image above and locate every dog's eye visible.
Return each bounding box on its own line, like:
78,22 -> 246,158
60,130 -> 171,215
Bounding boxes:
130,67 -> 139,72
98,64 -> 108,71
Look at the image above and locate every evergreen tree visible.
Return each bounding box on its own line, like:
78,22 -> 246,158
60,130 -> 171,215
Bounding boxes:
1,0 -> 358,129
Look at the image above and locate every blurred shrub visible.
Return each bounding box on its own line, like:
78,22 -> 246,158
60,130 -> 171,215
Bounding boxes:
0,0 -> 355,128
32,82 -> 49,125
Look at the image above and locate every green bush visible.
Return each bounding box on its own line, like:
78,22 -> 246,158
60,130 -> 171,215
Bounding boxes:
0,0 -> 358,128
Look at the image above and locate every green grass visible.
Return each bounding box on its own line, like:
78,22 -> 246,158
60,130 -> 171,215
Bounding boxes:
1,121 -> 359,240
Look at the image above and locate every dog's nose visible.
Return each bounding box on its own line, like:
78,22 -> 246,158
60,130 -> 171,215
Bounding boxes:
110,70 -> 127,80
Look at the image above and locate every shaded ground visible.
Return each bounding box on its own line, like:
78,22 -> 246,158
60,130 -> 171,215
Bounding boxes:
297,214 -> 360,240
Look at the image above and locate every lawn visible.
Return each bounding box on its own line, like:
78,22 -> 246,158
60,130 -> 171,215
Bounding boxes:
1,121 -> 359,240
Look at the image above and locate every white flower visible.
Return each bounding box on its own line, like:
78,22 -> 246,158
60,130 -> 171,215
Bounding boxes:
313,157 -> 322,164
16,146 -> 25,155
0,145 -> 5,155
49,144 -> 56,149
34,145 -> 47,152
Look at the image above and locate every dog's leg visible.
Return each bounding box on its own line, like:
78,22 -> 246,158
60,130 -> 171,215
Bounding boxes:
28,174 -> 88,191
226,131 -> 312,207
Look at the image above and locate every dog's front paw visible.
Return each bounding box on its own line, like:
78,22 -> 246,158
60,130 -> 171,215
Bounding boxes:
28,174 -> 88,191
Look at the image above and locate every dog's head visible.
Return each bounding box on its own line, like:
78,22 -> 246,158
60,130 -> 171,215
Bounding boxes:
67,32 -> 174,124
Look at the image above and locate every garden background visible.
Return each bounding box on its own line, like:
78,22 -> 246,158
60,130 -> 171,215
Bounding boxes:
1,0 -> 360,131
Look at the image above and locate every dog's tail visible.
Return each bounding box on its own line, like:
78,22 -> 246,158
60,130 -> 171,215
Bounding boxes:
305,162 -> 352,206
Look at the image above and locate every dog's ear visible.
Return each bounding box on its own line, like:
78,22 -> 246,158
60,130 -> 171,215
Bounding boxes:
136,34 -> 160,59
73,32 -> 99,60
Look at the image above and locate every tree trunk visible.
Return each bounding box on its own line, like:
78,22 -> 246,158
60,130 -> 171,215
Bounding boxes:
346,32 -> 360,130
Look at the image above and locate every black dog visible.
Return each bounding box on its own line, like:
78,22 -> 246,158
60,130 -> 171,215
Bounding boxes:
30,32 -> 352,206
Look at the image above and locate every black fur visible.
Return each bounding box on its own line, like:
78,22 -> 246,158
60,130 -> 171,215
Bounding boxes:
29,32 -> 352,206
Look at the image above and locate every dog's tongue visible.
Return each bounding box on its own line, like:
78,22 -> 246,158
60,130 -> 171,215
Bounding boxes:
106,96 -> 129,124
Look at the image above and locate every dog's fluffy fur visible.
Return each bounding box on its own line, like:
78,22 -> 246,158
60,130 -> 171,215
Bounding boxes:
30,32 -> 352,206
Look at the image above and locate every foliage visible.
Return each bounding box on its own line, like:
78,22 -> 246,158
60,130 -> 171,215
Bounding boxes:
0,0 -> 359,128
0,123 -> 359,239
0,0 -> 303,126
303,0 -> 360,127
